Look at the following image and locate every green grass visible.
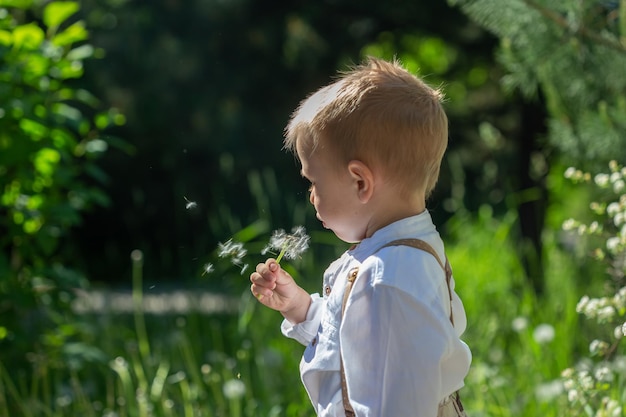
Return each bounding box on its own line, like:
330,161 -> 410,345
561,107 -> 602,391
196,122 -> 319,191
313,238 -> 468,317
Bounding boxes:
1,169 -> 624,416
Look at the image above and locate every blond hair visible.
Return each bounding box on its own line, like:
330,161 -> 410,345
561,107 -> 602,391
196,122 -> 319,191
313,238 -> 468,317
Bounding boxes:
284,57 -> 448,197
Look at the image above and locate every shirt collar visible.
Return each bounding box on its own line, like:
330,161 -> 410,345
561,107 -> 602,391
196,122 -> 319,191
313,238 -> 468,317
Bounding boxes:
349,210 -> 436,260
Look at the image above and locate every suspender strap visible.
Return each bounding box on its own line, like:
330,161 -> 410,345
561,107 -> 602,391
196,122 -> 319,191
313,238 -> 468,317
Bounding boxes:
340,238 -> 455,416
340,268 -> 359,417
379,238 -> 454,325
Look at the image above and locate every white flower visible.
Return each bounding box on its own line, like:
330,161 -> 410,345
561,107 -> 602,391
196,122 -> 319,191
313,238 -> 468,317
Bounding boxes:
614,179 -> 625,193
564,167 -> 577,179
613,325 -> 623,340
597,305 -> 616,322
594,365 -> 614,382
534,380 -> 563,402
562,218 -> 578,230
606,237 -> 621,253
589,339 -> 609,356
567,389 -> 579,402
511,316 -> 529,332
595,173 -> 610,187
576,295 -> 590,313
607,202 -> 621,217
533,323 -> 555,344
223,379 -> 246,399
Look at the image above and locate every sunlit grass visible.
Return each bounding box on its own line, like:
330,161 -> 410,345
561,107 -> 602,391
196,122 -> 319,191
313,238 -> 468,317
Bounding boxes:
2,164 -> 624,417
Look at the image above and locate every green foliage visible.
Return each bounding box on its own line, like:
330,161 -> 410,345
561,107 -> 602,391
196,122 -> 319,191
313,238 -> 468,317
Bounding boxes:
450,0 -> 626,166
0,0 -> 124,368
0,198 -> 614,417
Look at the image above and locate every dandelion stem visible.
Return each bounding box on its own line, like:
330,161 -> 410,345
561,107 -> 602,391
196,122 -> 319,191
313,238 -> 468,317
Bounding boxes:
275,245 -> 287,264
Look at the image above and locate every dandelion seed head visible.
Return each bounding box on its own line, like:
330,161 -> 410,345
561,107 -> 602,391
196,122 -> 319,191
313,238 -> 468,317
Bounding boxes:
533,323 -> 555,344
511,316 -> 529,333
223,379 -> 246,399
263,226 -> 310,262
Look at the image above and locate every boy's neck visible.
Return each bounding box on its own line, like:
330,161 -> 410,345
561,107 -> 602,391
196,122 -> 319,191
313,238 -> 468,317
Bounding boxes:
363,188 -> 426,239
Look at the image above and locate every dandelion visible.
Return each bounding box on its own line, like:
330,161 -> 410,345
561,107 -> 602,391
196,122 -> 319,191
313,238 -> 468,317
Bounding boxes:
262,226 -> 310,264
222,379 -> 246,399
511,316 -> 529,333
218,239 -> 248,266
534,379 -> 563,402
184,196 -> 197,210
533,323 -> 555,344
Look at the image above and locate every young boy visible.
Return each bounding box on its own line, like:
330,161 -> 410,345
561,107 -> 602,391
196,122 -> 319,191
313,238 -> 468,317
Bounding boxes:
250,57 -> 471,417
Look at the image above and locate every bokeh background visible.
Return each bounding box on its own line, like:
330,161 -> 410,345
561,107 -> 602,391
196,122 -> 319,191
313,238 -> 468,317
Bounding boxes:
1,0 -> 625,416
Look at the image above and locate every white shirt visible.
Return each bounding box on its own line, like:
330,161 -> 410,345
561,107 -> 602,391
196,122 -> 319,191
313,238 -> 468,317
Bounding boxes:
282,211 -> 471,417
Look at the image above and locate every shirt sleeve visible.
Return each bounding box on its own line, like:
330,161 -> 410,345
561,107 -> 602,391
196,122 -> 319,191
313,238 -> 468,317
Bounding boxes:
281,293 -> 324,346
340,261 -> 462,417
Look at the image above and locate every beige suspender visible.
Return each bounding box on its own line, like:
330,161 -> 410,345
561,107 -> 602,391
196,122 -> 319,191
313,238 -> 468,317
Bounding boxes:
339,238 -> 463,416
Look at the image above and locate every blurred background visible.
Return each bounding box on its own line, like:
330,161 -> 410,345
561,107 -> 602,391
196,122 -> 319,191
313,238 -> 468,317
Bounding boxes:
1,0 -> 625,416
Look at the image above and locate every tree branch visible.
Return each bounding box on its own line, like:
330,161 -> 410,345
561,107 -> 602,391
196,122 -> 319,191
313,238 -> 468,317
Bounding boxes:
523,0 -> 626,54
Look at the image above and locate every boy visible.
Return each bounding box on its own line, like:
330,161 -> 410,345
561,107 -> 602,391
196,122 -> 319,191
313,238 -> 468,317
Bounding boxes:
250,57 -> 471,417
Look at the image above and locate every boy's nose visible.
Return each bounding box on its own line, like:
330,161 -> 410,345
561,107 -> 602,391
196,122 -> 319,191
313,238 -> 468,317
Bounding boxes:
309,191 -> 315,205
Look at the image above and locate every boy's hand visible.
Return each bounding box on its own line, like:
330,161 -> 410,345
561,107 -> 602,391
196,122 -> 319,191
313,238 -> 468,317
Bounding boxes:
250,259 -> 311,323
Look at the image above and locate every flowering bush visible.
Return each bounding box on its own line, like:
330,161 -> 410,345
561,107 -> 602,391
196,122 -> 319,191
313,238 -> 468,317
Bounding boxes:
560,161 -> 626,416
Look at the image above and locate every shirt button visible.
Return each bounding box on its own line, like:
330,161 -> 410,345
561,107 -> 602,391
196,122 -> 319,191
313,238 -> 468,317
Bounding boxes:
325,285 -> 331,296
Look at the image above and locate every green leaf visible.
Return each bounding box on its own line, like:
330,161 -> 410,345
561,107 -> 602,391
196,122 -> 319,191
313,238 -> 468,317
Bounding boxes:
43,1 -> 79,31
19,118 -> 48,140
0,30 -> 11,46
66,44 -> 94,61
51,21 -> 88,47
12,23 -> 44,50
33,147 -> 61,177
0,0 -> 33,8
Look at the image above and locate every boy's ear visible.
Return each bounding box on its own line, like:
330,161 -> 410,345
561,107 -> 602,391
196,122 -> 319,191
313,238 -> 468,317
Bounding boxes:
347,160 -> 374,203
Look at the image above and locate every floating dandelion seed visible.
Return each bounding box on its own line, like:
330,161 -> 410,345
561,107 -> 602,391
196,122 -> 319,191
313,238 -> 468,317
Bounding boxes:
262,225 -> 310,264
202,263 -> 214,276
218,239 -> 248,267
184,196 -> 197,210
